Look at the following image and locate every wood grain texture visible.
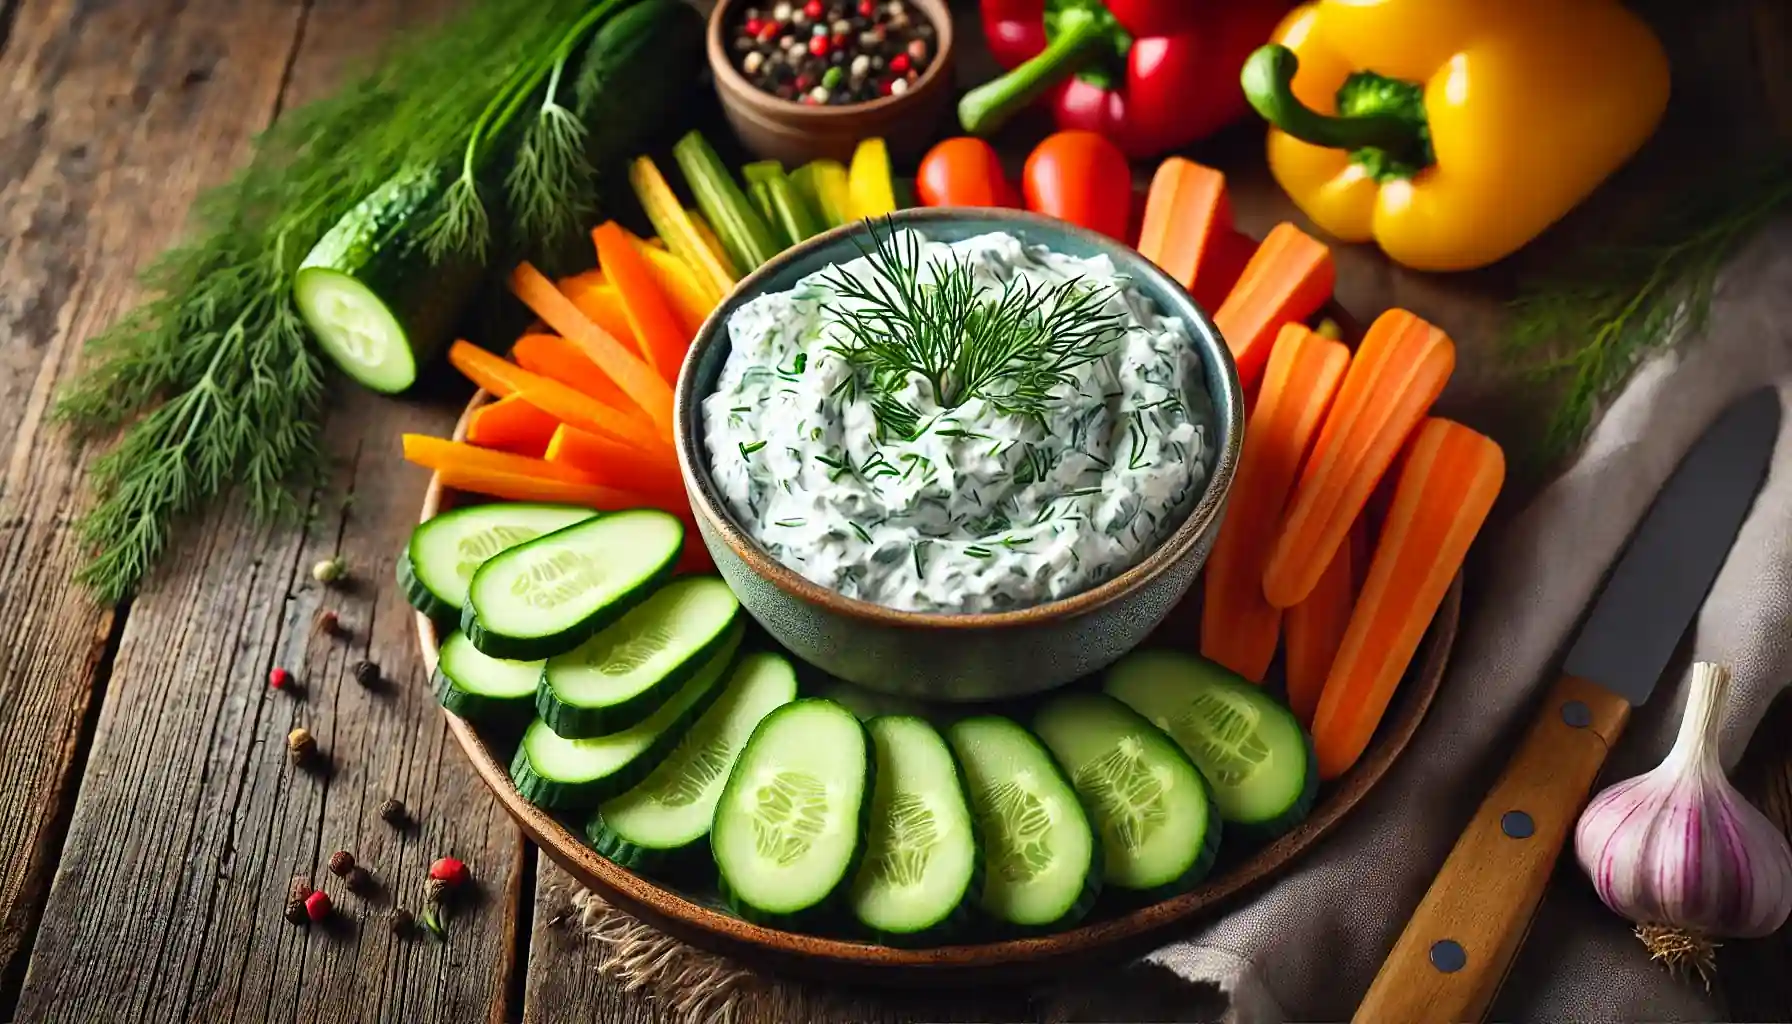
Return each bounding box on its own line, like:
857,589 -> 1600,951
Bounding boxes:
0,0 -> 303,998
10,0 -> 528,1021
1353,675 -> 1632,1024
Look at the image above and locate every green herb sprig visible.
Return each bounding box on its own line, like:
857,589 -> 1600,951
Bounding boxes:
822,222 -> 1129,439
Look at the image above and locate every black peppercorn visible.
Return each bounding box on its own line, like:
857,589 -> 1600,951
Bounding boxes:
353,660 -> 380,688
378,797 -> 409,827
284,899 -> 309,925
328,850 -> 355,877
288,875 -> 314,904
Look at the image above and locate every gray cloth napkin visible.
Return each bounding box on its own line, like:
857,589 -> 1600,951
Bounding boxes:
1114,218 -> 1792,1023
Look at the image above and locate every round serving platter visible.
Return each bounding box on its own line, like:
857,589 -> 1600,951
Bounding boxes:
414,389 -> 1459,987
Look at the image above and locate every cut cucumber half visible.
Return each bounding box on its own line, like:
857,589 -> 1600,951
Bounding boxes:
1104,650 -> 1318,839
295,165 -> 480,394
510,621 -> 744,810
946,716 -> 1099,932
712,699 -> 871,928
847,716 -> 981,945
433,629 -> 543,723
1033,692 -> 1218,897
539,576 -> 741,738
399,503 -> 597,623
589,651 -> 799,871
463,510 -> 683,661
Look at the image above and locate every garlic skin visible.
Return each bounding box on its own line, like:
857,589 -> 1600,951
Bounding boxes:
1574,662 -> 1792,943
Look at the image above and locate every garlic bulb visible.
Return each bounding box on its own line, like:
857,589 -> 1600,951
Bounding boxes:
1574,662 -> 1792,974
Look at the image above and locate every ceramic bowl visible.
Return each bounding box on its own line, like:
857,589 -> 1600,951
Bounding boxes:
674,208 -> 1244,701
706,0 -> 956,165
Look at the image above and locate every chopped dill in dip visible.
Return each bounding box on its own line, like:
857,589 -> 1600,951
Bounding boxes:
702,228 -> 1212,613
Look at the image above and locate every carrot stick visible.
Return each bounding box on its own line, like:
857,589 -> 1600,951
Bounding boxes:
1262,309 -> 1455,608
448,341 -> 667,455
402,434 -> 596,485
593,222 -> 689,385
509,261 -> 675,441
511,332 -> 633,410
544,424 -> 685,500
1284,521 -> 1358,727
1310,419 -> 1503,778
560,281 -> 641,357
1137,158 -> 1236,309
433,462 -> 672,514
465,394 -> 560,458
1212,223 -> 1335,391
641,243 -> 717,335
1200,323 -> 1349,683
558,269 -> 606,292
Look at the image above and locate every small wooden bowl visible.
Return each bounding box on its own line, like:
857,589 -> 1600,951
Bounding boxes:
414,394 -> 1460,986
707,0 -> 956,165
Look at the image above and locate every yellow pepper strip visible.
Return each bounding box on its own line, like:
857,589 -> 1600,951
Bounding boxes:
1241,0 -> 1670,271
685,209 -> 733,273
848,138 -> 898,220
627,156 -> 736,303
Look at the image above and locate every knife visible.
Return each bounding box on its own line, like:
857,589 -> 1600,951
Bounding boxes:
1352,387 -> 1782,1024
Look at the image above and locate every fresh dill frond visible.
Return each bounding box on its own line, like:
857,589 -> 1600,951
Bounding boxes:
822,221 -> 1128,438
506,51 -> 596,245
1506,155 -> 1792,461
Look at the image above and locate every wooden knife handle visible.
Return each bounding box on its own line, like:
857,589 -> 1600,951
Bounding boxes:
1352,674 -> 1631,1024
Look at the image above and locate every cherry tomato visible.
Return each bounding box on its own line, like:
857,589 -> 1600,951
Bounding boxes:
1021,130 -> 1131,240
916,137 -> 1020,209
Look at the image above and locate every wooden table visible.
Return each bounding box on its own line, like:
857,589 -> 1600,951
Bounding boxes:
0,0 -> 1787,1021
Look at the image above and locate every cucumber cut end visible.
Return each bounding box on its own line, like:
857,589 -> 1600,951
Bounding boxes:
295,266 -> 418,394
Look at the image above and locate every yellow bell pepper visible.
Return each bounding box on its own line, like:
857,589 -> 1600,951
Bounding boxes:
1240,0 -> 1670,271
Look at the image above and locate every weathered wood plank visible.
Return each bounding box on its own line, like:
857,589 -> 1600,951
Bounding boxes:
12,0 -> 527,1020
0,0 -> 309,1001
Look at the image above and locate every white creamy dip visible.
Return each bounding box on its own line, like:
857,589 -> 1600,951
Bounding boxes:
702,229 -> 1212,613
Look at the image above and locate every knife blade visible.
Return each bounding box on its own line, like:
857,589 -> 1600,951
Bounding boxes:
1353,386 -> 1781,1024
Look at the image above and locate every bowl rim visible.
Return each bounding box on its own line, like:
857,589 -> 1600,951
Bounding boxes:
673,206 -> 1246,630
706,0 -> 957,119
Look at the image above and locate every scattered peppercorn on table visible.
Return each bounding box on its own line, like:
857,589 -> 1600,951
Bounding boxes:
0,1 -> 1787,1022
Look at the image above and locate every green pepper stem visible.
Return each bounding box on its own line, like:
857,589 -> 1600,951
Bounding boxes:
957,8 -> 1108,137
1241,44 -> 1429,166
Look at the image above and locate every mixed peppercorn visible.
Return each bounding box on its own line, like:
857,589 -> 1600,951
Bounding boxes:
730,0 -> 936,105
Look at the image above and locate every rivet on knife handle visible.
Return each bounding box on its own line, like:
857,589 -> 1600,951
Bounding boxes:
1351,674 -> 1630,1024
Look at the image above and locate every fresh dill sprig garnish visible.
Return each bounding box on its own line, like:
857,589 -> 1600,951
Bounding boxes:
1506,154 -> 1792,462
739,440 -> 766,458
821,221 -> 1129,438
506,49 -> 596,246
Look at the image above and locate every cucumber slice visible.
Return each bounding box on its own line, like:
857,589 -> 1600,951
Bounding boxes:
946,716 -> 1099,932
462,510 -> 683,661
589,651 -> 799,871
295,165 -> 481,394
1103,650 -> 1318,839
398,503 -> 597,623
712,699 -> 871,928
433,629 -> 542,723
847,716 -> 981,945
539,576 -> 742,738
511,621 -> 744,810
1033,693 -> 1219,897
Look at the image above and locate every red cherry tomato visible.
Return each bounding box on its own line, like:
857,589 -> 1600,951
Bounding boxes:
916,137 -> 1020,209
1021,130 -> 1131,240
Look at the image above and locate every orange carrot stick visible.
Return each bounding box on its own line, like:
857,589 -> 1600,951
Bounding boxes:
1212,223 -> 1335,391
544,424 -> 685,500
433,462 -> 672,514
448,341 -> 667,455
1137,158 -> 1233,304
1262,309 -> 1455,608
465,394 -> 560,458
1310,419 -> 1503,778
510,332 -> 633,409
402,434 -> 596,485
509,261 -> 675,440
593,222 -> 689,385
561,282 -> 641,358
1200,323 -> 1349,682
1284,522 -> 1358,727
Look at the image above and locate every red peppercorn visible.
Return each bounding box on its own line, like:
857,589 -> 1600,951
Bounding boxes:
757,21 -> 779,42
833,33 -> 848,49
795,73 -> 813,90
304,890 -> 331,922
879,77 -> 896,96
808,35 -> 829,57
803,0 -> 823,17
268,666 -> 289,690
889,53 -> 910,75
428,857 -> 469,888
744,17 -> 763,35
858,0 -> 875,14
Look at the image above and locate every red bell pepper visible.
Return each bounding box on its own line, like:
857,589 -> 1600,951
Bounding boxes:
959,0 -> 1289,159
